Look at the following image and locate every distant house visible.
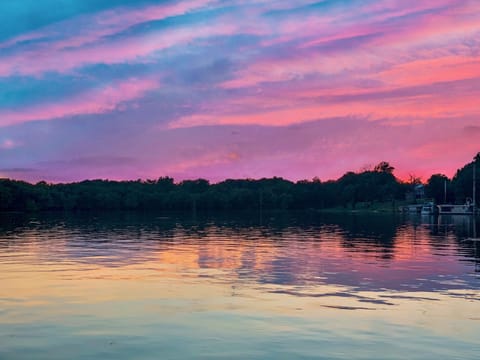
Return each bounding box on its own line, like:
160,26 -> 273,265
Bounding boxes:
406,184 -> 425,202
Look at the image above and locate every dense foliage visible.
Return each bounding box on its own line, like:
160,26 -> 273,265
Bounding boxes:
0,156 -> 478,212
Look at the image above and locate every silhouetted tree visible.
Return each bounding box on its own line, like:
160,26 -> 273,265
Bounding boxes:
374,161 -> 395,174
425,174 -> 451,204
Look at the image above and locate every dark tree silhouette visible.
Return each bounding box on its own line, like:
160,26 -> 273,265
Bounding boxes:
374,161 -> 395,174
425,174 -> 451,204
0,155 -> 478,212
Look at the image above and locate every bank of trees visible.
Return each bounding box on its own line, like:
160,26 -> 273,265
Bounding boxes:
0,155 -> 478,212
425,153 -> 480,205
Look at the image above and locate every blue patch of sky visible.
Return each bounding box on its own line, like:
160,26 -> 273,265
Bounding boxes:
0,75 -> 93,109
153,33 -> 260,79
262,0 -> 358,18
0,67 -> 154,110
166,57 -> 235,85
78,32 -> 259,80
98,6 -> 232,45
172,32 -> 261,59
0,36 -> 59,54
375,5 -> 450,28
79,63 -> 159,80
0,0 -> 160,42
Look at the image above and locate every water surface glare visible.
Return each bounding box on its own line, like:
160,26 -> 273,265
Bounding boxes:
0,212 -> 479,359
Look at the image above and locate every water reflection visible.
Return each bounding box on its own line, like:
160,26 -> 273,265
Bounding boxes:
0,212 -> 479,288
0,212 -> 479,360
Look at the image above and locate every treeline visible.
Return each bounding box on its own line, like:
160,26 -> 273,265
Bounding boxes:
0,156 -> 478,212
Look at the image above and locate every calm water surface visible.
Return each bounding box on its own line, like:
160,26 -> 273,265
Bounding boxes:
0,212 -> 479,359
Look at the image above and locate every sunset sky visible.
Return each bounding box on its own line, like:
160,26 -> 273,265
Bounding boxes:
0,0 -> 479,183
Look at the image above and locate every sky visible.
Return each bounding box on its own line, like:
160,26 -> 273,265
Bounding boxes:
0,0 -> 479,183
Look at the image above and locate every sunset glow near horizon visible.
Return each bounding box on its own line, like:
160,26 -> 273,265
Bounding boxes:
0,0 -> 479,183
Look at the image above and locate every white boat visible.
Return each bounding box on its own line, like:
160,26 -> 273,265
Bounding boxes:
421,202 -> 436,215
437,199 -> 474,215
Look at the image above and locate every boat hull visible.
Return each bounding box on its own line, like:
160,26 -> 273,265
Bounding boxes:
437,204 -> 474,215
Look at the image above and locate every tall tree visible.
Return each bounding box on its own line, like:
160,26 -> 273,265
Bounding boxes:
425,174 -> 451,204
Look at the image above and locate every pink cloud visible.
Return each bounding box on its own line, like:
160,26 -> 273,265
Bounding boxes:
378,57 -> 480,87
258,0 -> 458,48
160,151 -> 241,176
220,52 -> 378,89
210,1 -> 480,132
0,78 -> 159,127
0,139 -> 20,149
221,0 -> 480,90
172,76 -> 480,129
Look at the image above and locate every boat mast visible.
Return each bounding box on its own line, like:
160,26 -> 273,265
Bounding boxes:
444,180 -> 447,204
474,159 -> 476,214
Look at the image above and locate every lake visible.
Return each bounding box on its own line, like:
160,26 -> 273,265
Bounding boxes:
0,212 -> 479,359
